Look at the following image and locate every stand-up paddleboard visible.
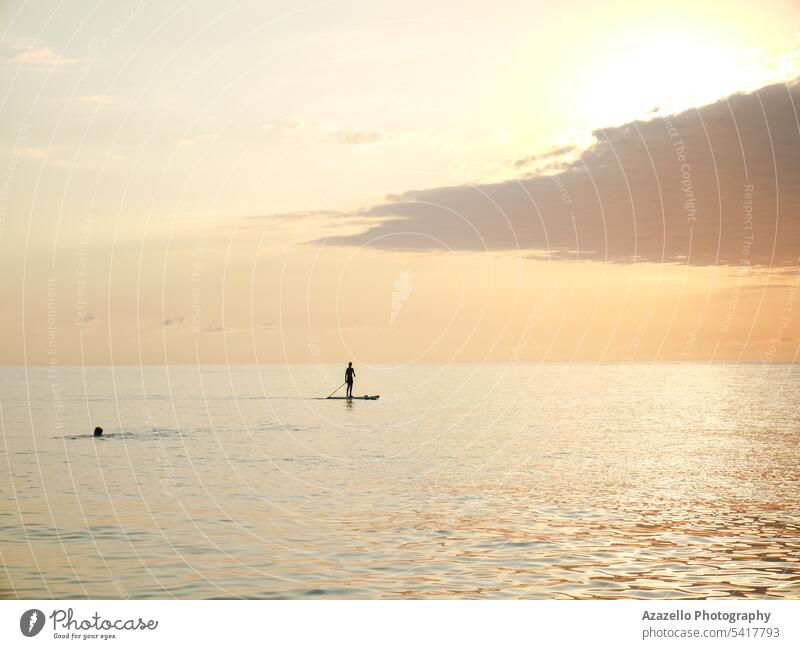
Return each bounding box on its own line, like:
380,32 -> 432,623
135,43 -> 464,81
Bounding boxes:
327,395 -> 380,400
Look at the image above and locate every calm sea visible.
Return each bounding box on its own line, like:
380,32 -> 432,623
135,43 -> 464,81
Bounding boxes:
1,363 -> 798,599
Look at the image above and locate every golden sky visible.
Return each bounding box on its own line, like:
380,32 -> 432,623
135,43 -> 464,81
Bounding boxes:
1,0 -> 799,364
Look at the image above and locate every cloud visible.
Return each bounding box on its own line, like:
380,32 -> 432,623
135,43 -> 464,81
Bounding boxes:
334,130 -> 382,145
76,312 -> 97,326
17,146 -> 47,159
261,117 -> 309,136
260,322 -> 276,331
243,210 -> 342,223
235,210 -> 392,234
513,145 -> 576,169
162,316 -> 184,327
235,210 -> 345,231
203,325 -> 225,333
311,78 -> 800,267
1,40 -> 85,67
260,118 -> 382,147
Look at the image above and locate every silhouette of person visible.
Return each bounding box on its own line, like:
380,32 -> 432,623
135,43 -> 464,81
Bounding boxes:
93,427 -> 103,437
344,362 -> 356,399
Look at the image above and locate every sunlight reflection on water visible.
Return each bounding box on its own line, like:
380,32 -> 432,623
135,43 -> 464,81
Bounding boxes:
1,363 -> 798,598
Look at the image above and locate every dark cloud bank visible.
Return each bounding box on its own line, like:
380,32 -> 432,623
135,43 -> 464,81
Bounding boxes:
316,79 -> 800,266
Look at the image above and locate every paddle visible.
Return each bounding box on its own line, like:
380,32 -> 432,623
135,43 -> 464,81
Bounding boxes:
325,382 -> 346,399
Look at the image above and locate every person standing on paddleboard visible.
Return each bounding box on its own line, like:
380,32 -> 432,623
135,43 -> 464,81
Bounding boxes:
345,362 -> 356,399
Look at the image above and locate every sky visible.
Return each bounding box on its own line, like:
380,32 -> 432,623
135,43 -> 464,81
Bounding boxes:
1,0 -> 799,365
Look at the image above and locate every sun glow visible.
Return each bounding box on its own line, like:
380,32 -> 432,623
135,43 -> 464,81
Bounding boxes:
584,28 -> 789,126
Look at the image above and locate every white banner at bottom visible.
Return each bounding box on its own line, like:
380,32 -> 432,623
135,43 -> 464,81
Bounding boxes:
1,600 -> 797,648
